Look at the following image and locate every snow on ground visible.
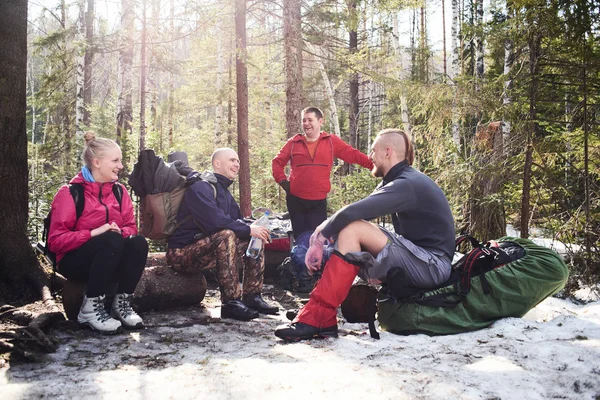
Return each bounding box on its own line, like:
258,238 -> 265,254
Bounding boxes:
2,285 -> 599,400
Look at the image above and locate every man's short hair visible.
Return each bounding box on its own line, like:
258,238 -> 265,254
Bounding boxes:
211,147 -> 234,165
377,129 -> 415,166
301,106 -> 324,120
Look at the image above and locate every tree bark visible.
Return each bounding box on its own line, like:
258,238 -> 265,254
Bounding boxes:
76,0 -> 86,137
345,0 -> 359,176
139,0 -> 148,151
450,0 -> 460,149
520,32 -> 541,238
149,0 -> 160,150
283,0 -> 303,139
442,0 -> 447,81
117,0 -> 135,178
215,17 -> 225,146
235,0 -> 251,216
83,0 -> 94,127
502,28 -> 513,154
167,0 -> 175,149
474,0 -> 483,80
391,13 -> 412,135
0,0 -> 47,306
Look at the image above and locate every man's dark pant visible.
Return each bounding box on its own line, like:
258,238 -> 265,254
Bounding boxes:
286,193 -> 327,238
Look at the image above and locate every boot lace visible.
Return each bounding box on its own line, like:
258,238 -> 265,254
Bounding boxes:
116,295 -> 135,317
92,297 -> 113,322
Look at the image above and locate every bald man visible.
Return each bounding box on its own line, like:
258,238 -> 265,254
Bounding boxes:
275,129 -> 456,341
167,148 -> 278,321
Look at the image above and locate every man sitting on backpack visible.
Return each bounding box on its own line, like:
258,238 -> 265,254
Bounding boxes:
167,148 -> 278,321
275,129 -> 456,341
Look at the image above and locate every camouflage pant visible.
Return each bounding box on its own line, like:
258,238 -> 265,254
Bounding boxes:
166,230 -> 264,301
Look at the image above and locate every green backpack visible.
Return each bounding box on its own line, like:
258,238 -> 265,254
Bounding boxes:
377,236 -> 569,336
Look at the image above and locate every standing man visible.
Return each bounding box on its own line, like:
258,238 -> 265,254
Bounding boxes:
275,129 -> 456,341
167,148 -> 278,321
272,106 -> 374,239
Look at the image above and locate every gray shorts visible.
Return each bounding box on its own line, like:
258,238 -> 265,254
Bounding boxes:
338,226 -> 451,289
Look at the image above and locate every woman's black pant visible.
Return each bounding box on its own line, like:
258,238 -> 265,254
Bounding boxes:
58,232 -> 149,297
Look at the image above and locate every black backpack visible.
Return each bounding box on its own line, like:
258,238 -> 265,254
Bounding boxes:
42,183 -> 123,268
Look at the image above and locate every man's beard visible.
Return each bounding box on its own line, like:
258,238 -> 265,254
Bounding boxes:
371,165 -> 383,178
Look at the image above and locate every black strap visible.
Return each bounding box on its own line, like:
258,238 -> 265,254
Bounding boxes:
69,183 -> 85,219
112,183 -> 124,211
70,182 -> 124,218
367,294 -> 380,339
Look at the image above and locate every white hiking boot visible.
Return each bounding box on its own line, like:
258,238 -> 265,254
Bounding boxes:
111,293 -> 144,329
78,295 -> 122,334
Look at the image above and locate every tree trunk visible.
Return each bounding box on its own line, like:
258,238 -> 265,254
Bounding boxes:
235,0 -> 251,216
139,0 -> 148,151
227,46 -> 234,146
520,33 -> 541,238
451,0 -> 460,149
442,0 -> 447,81
420,6 -> 428,82
344,0 -> 359,176
83,0 -> 94,127
117,0 -> 134,178
215,18 -> 225,146
167,0 -> 175,149
468,122 -> 506,241
76,0 -> 86,137
283,0 -> 303,139
474,0 -> 484,85
392,13 -> 412,135
149,0 -> 160,149
0,0 -> 48,306
502,32 -> 513,154
349,28 -> 359,148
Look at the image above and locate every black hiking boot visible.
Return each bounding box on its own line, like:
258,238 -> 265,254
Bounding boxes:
221,299 -> 259,321
294,279 -> 314,294
242,294 -> 279,315
285,309 -> 298,321
274,322 -> 338,342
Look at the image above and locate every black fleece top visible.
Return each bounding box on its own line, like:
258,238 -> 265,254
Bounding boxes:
167,171 -> 251,249
321,160 -> 455,260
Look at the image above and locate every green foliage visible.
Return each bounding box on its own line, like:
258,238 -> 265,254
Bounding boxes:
328,168 -> 377,213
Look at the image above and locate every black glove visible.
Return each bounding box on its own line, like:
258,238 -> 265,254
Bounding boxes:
279,179 -> 290,193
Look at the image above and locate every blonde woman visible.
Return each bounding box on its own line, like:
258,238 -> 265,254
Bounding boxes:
48,132 -> 148,334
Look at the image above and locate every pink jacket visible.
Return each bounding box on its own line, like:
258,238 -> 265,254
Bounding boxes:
272,132 -> 374,200
47,172 -> 138,264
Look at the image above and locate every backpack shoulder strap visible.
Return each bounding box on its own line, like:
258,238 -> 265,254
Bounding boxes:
112,182 -> 124,211
69,183 -> 85,220
198,176 -> 217,199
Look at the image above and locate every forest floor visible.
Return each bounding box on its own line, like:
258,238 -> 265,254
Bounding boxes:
1,278 -> 600,400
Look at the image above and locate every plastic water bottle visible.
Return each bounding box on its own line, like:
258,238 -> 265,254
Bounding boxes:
246,212 -> 270,259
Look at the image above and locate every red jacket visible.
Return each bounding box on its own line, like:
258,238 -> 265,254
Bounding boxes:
272,132 -> 374,200
48,172 -> 138,264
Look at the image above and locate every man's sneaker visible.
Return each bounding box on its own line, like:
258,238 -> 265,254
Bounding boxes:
111,293 -> 144,329
274,322 -> 338,342
221,299 -> 259,321
78,295 -> 122,334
